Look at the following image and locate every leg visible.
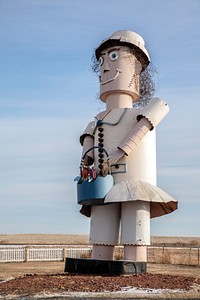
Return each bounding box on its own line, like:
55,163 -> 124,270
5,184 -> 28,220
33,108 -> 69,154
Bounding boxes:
121,201 -> 150,262
90,203 -> 120,260
124,245 -> 147,261
92,245 -> 114,260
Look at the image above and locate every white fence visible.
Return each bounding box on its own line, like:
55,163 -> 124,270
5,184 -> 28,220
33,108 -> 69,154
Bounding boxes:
0,246 -> 92,263
0,247 -> 25,263
1,245 -> 200,266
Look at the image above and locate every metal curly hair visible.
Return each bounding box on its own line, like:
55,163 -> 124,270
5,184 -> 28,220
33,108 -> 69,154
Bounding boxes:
91,46 -> 158,108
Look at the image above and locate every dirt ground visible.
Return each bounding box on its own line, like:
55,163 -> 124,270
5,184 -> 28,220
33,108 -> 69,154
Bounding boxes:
1,261 -> 200,280
0,261 -> 200,299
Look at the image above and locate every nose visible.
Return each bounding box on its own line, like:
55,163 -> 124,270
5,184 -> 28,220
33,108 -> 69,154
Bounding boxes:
103,60 -> 110,72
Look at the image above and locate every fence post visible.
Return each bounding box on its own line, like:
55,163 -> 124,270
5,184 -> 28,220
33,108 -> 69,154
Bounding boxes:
63,248 -> 66,261
162,245 -> 165,264
63,248 -> 67,260
25,246 -> 29,262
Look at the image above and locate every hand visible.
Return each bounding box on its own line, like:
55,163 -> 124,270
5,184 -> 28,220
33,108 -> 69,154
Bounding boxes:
108,149 -> 125,165
83,155 -> 94,166
98,161 -> 109,176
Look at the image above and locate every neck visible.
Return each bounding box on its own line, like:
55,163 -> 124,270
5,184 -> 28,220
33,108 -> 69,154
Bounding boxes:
106,94 -> 133,110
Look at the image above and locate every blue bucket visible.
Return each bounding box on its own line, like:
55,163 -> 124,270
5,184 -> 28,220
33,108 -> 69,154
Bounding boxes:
77,174 -> 113,205
76,146 -> 113,205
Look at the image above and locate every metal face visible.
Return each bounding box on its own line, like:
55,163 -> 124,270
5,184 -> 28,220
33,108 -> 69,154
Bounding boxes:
99,46 -> 142,102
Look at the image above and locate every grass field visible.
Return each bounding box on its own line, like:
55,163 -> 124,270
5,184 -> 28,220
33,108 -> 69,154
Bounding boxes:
0,234 -> 200,246
0,234 -> 89,245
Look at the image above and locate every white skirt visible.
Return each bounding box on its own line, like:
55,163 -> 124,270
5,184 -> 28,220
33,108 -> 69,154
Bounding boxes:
104,180 -> 178,218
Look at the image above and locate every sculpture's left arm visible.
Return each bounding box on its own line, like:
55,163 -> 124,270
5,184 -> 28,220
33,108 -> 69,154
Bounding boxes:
119,98 -> 169,155
109,98 -> 169,164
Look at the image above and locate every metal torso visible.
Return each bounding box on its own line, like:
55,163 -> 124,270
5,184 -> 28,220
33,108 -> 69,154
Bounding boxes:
94,108 -> 156,186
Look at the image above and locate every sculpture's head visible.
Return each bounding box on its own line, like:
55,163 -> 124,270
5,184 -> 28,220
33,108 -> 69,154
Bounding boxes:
95,30 -> 150,103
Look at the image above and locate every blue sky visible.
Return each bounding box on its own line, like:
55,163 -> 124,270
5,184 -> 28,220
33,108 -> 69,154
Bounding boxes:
0,0 -> 200,237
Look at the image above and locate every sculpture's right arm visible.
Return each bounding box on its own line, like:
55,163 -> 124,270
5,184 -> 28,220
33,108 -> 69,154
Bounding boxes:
80,121 -> 95,165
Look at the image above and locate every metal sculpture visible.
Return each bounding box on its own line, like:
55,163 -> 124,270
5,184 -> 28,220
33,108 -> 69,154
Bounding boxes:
66,30 -> 178,275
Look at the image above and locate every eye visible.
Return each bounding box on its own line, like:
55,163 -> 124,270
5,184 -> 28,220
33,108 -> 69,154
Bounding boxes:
109,51 -> 118,61
99,57 -> 104,66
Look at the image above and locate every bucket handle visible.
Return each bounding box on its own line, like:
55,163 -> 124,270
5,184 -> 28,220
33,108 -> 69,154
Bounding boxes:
82,146 -> 109,160
80,146 -> 110,180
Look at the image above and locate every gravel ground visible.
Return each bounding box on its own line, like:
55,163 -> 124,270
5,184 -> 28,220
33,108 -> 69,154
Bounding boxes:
0,272 -> 200,299
0,262 -> 200,299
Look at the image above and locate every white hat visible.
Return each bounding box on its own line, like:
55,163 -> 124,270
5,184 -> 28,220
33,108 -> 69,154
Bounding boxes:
95,30 -> 150,71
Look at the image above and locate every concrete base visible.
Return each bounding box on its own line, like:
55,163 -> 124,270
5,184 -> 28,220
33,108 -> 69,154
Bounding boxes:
64,257 -> 146,275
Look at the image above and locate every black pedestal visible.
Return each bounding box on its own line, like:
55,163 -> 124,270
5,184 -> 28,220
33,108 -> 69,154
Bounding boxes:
64,257 -> 146,275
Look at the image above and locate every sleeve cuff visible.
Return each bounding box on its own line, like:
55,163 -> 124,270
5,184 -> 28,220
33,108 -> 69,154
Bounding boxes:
137,97 -> 169,130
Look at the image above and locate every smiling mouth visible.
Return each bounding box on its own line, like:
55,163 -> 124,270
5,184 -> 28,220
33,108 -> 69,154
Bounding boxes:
100,69 -> 122,85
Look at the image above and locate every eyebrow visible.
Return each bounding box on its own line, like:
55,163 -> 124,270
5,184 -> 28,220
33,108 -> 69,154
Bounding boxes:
100,47 -> 120,56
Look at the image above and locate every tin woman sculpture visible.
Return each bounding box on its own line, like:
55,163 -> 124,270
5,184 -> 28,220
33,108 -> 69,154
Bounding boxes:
69,30 -> 178,273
